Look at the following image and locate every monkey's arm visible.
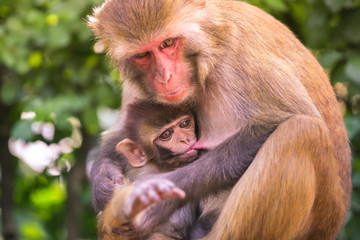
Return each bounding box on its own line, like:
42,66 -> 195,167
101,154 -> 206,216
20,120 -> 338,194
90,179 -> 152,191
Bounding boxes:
90,125 -> 130,212
133,115 -> 345,239
90,156 -> 127,212
129,123 -> 273,234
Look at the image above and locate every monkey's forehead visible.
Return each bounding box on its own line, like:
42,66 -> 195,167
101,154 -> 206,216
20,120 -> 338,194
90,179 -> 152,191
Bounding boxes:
139,124 -> 158,143
88,0 -> 208,57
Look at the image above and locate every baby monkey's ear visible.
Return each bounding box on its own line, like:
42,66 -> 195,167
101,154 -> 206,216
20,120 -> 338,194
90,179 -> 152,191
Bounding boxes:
116,139 -> 148,167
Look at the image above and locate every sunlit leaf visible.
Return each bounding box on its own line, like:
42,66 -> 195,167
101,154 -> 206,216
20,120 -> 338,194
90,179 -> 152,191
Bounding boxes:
46,14 -> 58,26
85,55 -> 99,69
30,182 -> 66,208
21,222 -> 44,239
28,51 -> 43,68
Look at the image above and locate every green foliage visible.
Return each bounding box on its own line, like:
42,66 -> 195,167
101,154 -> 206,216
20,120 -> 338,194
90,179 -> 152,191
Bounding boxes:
0,0 -> 120,238
0,0 -> 359,239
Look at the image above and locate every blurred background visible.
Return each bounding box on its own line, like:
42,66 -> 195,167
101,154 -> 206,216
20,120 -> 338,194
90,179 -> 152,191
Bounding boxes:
0,0 -> 359,239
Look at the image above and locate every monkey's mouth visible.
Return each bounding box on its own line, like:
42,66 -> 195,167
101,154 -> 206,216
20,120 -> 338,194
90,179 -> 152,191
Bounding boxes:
159,83 -> 187,102
185,148 -> 197,155
183,142 -> 200,156
178,148 -> 198,163
178,147 -> 198,160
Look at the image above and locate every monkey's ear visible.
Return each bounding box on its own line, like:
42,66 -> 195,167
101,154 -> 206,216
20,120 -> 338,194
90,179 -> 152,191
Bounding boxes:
116,139 -> 148,167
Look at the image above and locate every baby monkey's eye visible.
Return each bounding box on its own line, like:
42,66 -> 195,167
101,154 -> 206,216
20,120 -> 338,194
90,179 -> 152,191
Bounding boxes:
179,119 -> 191,128
159,129 -> 174,140
161,38 -> 176,48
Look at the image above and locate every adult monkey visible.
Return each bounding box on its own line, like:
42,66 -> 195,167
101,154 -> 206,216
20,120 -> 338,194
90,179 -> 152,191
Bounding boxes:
88,0 -> 352,239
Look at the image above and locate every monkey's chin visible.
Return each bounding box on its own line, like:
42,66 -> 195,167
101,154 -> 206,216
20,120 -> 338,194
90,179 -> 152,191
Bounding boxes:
179,149 -> 198,162
158,82 -> 191,104
162,88 -> 186,102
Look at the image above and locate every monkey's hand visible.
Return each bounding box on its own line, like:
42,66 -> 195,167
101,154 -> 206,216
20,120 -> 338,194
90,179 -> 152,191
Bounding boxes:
124,179 -> 186,220
111,179 -> 185,237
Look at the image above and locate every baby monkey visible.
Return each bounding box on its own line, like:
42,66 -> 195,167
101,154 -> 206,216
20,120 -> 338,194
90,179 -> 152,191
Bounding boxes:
98,101 -> 208,240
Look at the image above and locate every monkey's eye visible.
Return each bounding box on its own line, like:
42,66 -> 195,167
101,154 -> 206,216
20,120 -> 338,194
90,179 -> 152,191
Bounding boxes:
160,38 -> 176,48
159,129 -> 174,140
179,119 -> 191,128
134,51 -> 150,58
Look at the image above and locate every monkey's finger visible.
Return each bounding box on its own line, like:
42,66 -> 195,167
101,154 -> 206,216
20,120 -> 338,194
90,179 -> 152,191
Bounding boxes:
159,187 -> 186,199
173,188 -> 186,199
153,181 -> 185,199
140,188 -> 161,204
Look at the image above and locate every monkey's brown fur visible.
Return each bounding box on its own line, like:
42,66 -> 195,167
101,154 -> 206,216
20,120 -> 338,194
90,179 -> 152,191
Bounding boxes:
89,1 -> 351,239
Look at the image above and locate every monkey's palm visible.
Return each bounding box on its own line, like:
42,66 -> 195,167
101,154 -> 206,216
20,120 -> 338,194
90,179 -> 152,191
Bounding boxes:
132,196 -> 182,236
119,178 -> 185,237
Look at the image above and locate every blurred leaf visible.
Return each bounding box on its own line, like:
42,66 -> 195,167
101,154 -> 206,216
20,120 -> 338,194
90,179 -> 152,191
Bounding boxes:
324,0 -> 352,13
353,157 -> 360,177
318,50 -> 343,69
46,26 -> 71,49
304,4 -> 330,48
6,16 -> 24,32
344,115 -> 360,140
0,4 -> 9,17
351,189 -> 360,211
353,172 -> 360,187
82,106 -> 99,135
288,2 -> 306,25
25,9 -> 45,29
11,120 -> 34,140
264,0 -> 287,12
340,9 -> 360,44
345,55 -> 360,84
0,79 -> 20,105
339,212 -> 360,240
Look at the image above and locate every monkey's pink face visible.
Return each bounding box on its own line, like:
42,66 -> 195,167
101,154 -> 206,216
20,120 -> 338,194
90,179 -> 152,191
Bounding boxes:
130,37 -> 190,103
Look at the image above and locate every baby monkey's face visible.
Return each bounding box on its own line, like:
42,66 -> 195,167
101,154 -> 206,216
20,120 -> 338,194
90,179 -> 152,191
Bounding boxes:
154,115 -> 198,162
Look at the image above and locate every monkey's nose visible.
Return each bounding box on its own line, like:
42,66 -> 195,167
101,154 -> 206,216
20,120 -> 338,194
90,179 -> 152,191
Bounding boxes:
156,70 -> 171,85
180,137 -> 191,144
